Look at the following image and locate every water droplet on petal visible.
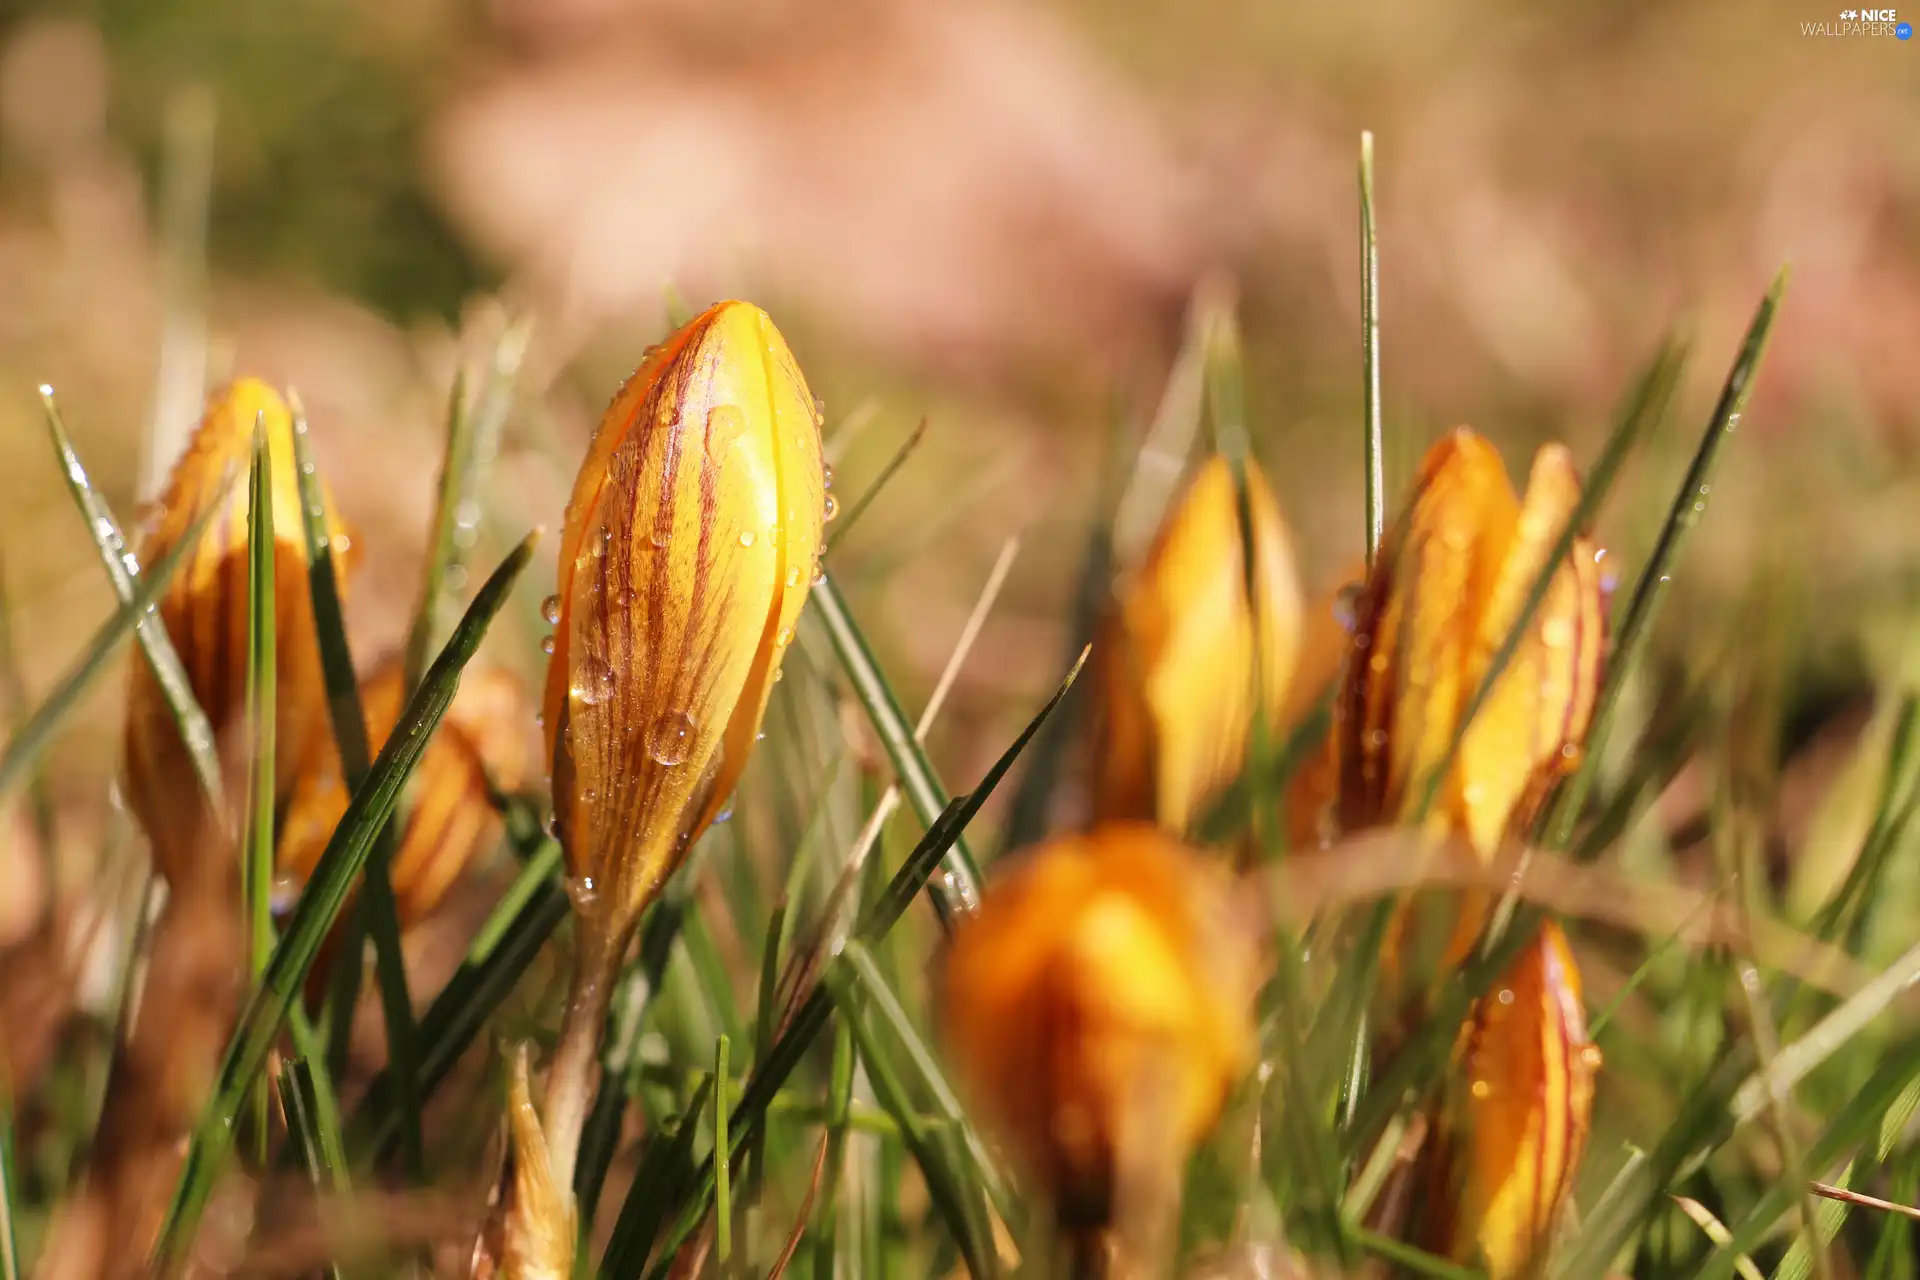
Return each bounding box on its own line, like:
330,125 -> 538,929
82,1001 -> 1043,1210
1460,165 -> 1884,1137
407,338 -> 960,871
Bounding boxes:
567,875 -> 599,910
540,594 -> 562,625
1333,582 -> 1364,632
1497,987 -> 1515,1005
647,710 -> 696,766
572,656 -> 616,706
540,635 -> 556,656
822,463 -> 835,489
649,525 -> 670,549
812,565 -> 826,587
812,395 -> 827,425
823,493 -> 840,522
776,626 -> 793,647
714,799 -> 735,824
786,567 -> 801,587
1471,1079 -> 1492,1100
739,530 -> 756,548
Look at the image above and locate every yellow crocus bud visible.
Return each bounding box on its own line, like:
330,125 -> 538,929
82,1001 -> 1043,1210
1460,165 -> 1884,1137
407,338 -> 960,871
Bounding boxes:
521,301 -> 827,1266
277,658 -> 531,925
1337,429 -> 1604,858
1093,456 -> 1302,832
123,377 -> 351,886
1423,921 -> 1599,1279
939,824 -> 1259,1236
544,299 -> 826,947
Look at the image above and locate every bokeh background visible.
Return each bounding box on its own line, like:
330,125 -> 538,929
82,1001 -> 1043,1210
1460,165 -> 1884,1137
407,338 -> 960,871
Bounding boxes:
4,0 -> 1919,937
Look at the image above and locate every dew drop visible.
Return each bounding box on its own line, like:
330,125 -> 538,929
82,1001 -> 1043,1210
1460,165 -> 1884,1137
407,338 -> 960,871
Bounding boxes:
786,567 -> 801,587
737,529 -> 758,549
540,635 -> 556,656
540,594 -> 562,625
707,404 -> 745,450
649,526 -> 671,549
572,656 -> 616,706
776,626 -> 794,647
567,875 -> 599,910
1497,987 -> 1515,1006
647,710 -> 696,766
812,394 -> 827,425
823,493 -> 840,522
772,666 -> 784,683
812,565 -> 826,587
1579,1044 -> 1605,1069
1471,1079 -> 1491,1100
1365,728 -> 1388,750
714,798 -> 735,824
822,463 -> 835,489
1541,617 -> 1572,648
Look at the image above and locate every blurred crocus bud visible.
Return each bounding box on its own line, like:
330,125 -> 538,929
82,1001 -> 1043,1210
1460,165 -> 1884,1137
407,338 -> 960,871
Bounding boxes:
1093,456 -> 1302,832
545,299 -> 826,948
1423,921 -> 1598,1279
1338,429 -> 1604,858
939,824 -> 1260,1230
277,658 -> 531,925
123,377 -> 351,886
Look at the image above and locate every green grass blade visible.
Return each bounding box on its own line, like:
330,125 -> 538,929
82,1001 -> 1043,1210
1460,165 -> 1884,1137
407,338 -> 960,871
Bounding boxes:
0,479 -> 233,800
1543,270 -> 1789,852
241,419 -> 278,1158
826,416 -> 927,552
0,556 -> 58,869
287,395 -> 424,1179
151,532 -> 537,1272
823,955 -> 999,1279
812,573 -> 982,925
0,1087 -> 19,1280
41,388 -> 227,817
601,647 -> 1088,1277
714,1035 -> 733,1265
601,1074 -> 715,1276
402,324 -> 528,696
1360,130 -> 1384,566
810,1018 -> 857,1278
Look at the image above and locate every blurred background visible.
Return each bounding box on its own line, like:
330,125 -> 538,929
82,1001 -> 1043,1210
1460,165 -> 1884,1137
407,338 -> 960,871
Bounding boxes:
3,0 -> 1919,938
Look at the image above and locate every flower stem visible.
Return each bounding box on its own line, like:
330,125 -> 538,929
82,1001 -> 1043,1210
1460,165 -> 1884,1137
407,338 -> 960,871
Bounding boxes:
543,919 -> 625,1196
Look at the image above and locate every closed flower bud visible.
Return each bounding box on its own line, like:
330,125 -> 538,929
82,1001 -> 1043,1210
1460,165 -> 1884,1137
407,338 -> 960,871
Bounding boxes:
1093,456 -> 1303,832
939,824 -> 1260,1230
277,658 -> 531,925
544,300 -> 826,945
1338,429 -> 1604,858
123,377 -> 351,885
494,1045 -> 574,1280
529,301 -> 829,1223
1423,921 -> 1598,1279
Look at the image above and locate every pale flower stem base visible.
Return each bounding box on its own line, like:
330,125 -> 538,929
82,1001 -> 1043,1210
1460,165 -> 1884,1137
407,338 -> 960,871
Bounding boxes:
542,921 -> 624,1199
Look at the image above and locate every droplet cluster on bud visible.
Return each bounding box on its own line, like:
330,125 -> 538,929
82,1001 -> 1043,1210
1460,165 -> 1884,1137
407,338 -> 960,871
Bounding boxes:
1092,456 -> 1303,832
543,301 -> 827,944
123,377 -> 351,885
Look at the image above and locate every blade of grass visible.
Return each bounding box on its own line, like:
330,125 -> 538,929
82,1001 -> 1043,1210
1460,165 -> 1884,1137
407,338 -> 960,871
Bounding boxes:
714,1035 -> 733,1266
0,556 -> 58,870
826,417 -> 928,552
152,532 -> 537,1272
810,1019 -> 857,1278
823,955 -> 999,1279
241,419 -> 278,1159
41,388 -> 227,818
0,477 -> 233,799
1543,270 -> 1790,853
812,573 -> 982,925
0,1087 -> 18,1280
602,647 -> 1088,1277
1360,129 -> 1384,566
287,396 -> 424,1177
402,324 -> 529,696
608,1074 -> 715,1277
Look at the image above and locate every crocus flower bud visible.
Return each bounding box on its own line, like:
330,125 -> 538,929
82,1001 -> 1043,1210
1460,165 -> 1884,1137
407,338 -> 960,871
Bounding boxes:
519,302 -> 829,1265
123,377 -> 351,885
277,658 -> 531,924
544,300 -> 827,947
1423,921 -> 1598,1279
1093,456 -> 1302,832
1338,429 -> 1604,858
939,824 -> 1259,1231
